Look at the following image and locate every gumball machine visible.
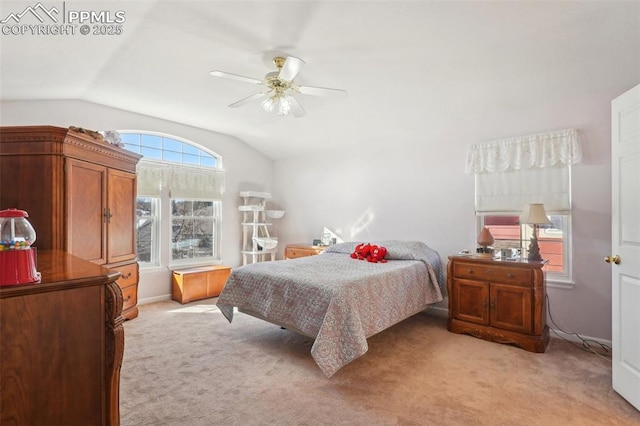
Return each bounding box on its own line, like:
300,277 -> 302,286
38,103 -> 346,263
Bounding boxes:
0,208 -> 41,286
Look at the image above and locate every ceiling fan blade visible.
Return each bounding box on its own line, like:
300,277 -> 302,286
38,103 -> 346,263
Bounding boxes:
210,70 -> 263,85
228,92 -> 269,108
289,97 -> 306,118
278,56 -> 305,81
298,85 -> 347,97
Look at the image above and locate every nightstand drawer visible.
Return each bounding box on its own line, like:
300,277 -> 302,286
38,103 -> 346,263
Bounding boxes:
454,262 -> 531,286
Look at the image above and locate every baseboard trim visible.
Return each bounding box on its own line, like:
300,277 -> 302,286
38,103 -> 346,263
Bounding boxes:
138,294 -> 172,306
426,305 -> 612,348
426,305 -> 448,318
548,328 -> 612,348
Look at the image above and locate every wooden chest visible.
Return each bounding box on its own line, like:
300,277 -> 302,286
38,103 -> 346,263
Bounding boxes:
172,265 -> 231,304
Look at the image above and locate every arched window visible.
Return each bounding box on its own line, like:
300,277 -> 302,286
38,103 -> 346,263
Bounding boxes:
121,132 -> 220,168
119,131 -> 224,268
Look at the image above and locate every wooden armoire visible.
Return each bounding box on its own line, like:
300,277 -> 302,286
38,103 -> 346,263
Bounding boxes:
0,125 -> 142,319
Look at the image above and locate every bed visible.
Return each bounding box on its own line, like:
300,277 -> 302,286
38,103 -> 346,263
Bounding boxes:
216,240 -> 444,377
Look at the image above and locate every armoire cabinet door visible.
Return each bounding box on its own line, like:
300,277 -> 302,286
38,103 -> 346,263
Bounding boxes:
66,158 -> 108,264
107,169 -> 137,264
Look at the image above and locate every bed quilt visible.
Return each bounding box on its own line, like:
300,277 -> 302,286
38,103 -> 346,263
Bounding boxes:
216,240 -> 444,377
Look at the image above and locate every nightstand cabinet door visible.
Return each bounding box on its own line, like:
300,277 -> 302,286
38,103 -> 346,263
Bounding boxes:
452,279 -> 490,325
490,283 -> 533,334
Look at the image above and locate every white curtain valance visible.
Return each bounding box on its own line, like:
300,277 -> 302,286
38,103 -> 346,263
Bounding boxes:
137,160 -> 225,199
170,167 -> 225,199
137,161 -> 168,196
465,128 -> 582,174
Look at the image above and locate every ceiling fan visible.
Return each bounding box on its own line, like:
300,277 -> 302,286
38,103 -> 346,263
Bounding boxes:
210,56 -> 347,117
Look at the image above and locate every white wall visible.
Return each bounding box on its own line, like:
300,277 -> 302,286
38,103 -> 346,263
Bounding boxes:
0,100 -> 273,302
272,84 -> 637,342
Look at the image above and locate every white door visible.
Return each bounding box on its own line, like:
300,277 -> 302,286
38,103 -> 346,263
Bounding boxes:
611,83 -> 640,411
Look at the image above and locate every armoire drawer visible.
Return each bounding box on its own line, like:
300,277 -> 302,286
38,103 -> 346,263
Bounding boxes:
121,284 -> 138,312
110,262 -> 138,290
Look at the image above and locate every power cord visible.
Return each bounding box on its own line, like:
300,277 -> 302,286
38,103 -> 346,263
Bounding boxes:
546,294 -> 612,359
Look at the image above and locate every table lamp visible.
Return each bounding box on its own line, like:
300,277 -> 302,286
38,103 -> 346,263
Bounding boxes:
521,203 -> 552,262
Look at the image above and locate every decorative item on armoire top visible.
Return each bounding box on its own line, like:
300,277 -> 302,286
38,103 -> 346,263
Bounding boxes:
477,226 -> 494,257
521,203 -> 553,262
0,208 -> 40,286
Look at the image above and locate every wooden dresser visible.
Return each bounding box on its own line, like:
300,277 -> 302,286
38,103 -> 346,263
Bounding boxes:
0,250 -> 124,425
447,255 -> 549,352
284,244 -> 328,259
0,126 -> 142,319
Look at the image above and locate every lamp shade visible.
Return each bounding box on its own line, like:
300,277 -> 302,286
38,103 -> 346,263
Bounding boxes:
521,203 -> 553,226
477,226 -> 494,247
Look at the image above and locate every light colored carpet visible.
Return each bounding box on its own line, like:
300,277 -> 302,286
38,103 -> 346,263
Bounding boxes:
120,299 -> 640,426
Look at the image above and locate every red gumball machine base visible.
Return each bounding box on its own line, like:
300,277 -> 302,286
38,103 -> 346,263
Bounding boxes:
0,248 -> 40,286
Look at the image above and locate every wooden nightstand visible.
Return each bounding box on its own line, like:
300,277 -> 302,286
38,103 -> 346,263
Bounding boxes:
447,255 -> 549,353
284,244 -> 328,259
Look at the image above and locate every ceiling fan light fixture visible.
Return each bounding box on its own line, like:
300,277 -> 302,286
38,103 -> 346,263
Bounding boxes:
277,96 -> 293,116
261,96 -> 277,113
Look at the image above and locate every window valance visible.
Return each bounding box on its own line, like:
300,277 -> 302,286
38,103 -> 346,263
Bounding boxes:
137,161 -> 167,196
465,128 -> 582,174
170,166 -> 225,199
137,160 -> 225,199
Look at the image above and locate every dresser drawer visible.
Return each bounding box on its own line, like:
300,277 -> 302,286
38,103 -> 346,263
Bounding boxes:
111,262 -> 138,289
285,245 -> 326,259
454,262 -> 531,286
121,284 -> 138,312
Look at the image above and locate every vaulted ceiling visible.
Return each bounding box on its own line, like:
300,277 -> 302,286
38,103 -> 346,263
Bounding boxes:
1,1 -> 639,159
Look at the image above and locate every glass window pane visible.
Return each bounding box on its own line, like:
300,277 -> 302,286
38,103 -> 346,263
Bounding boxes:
183,153 -> 199,165
483,215 -> 521,251
183,144 -> 199,155
121,133 -> 140,145
163,150 -> 182,163
163,138 -> 182,152
136,218 -> 153,263
141,147 -> 162,160
539,216 -> 564,273
136,198 -> 152,216
193,218 -> 214,238
141,134 -> 162,148
200,156 -> 217,167
172,200 -> 192,216
123,144 -> 141,154
193,201 -> 213,216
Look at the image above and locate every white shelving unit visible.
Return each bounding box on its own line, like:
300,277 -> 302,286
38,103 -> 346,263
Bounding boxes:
239,191 -> 284,265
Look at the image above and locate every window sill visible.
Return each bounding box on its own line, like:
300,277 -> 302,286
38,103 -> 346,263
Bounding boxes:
169,260 -> 223,270
546,278 -> 574,290
138,265 -> 164,273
